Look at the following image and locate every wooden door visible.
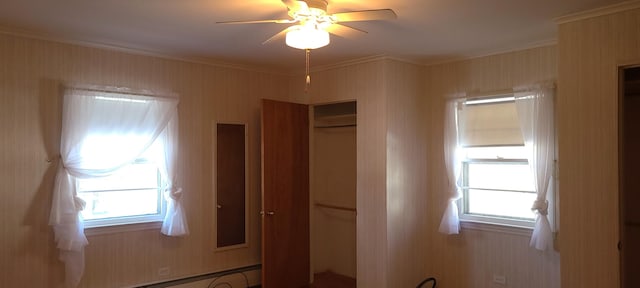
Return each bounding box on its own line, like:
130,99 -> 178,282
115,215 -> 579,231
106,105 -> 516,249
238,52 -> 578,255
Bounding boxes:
261,99 -> 310,288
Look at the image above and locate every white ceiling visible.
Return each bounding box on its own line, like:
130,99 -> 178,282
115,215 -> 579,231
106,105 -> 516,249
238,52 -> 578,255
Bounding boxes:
0,0 -> 626,70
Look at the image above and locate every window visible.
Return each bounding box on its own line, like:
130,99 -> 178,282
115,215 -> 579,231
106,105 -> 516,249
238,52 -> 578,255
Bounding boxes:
77,147 -> 166,228
50,88 -> 181,231
457,96 -> 536,228
50,87 -> 184,285
70,95 -> 171,229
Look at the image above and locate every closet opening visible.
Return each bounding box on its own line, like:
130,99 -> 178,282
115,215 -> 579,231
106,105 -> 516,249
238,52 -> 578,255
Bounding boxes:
620,65 -> 640,288
310,101 -> 357,288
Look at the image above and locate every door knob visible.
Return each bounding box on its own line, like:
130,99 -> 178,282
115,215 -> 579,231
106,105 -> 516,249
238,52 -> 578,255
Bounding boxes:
261,211 -> 275,216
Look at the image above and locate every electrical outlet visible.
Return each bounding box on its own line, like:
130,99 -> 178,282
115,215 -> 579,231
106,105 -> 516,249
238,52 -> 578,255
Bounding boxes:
158,267 -> 171,277
492,274 -> 506,285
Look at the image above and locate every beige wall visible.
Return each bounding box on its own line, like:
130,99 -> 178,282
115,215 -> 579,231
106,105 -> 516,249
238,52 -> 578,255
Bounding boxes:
0,32 -> 288,288
424,45 -> 561,288
384,60 -> 429,287
558,4 -> 640,287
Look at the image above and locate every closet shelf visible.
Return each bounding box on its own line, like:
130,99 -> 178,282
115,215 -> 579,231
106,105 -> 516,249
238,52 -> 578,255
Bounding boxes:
314,202 -> 357,214
314,114 -> 356,128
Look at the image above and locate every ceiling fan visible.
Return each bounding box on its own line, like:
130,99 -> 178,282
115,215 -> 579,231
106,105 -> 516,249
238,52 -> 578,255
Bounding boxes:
217,0 -> 397,49
217,0 -> 397,89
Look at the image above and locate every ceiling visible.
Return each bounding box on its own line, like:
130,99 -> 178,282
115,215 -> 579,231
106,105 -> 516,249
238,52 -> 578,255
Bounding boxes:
0,0 -> 627,70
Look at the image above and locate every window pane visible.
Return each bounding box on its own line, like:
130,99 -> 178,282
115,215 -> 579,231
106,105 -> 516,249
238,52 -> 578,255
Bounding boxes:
463,146 -> 528,159
77,162 -> 159,192
79,189 -> 160,220
467,162 -> 534,192
467,189 -> 536,220
76,159 -> 163,223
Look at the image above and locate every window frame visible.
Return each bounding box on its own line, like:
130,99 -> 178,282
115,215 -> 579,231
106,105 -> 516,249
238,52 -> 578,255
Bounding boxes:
458,150 -> 536,229
456,95 -> 538,229
77,152 -> 167,229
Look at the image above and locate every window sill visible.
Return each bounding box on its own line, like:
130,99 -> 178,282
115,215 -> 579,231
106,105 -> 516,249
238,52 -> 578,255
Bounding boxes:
84,221 -> 162,236
460,219 -> 533,237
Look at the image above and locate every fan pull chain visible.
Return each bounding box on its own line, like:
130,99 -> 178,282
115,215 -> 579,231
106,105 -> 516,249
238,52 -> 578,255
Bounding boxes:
305,48 -> 311,92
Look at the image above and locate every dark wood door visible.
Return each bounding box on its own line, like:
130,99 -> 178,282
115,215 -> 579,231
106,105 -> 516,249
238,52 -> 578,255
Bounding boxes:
261,99 -> 310,288
216,123 -> 246,247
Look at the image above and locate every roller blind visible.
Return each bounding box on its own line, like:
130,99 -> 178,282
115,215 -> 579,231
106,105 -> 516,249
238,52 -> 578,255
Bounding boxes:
460,100 -> 524,147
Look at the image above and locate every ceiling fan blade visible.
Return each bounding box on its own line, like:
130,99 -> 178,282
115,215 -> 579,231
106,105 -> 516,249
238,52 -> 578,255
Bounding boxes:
262,26 -> 296,45
332,9 -> 397,22
216,19 -> 295,24
326,23 -> 368,38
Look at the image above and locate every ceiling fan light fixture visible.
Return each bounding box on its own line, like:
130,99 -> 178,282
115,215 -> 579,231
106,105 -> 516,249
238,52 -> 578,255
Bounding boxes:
218,0 -> 396,90
285,25 -> 330,50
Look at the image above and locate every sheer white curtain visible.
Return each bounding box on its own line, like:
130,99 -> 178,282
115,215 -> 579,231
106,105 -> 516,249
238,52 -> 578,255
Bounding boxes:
439,99 -> 463,234
158,115 -> 189,235
515,83 -> 555,251
49,87 -> 185,287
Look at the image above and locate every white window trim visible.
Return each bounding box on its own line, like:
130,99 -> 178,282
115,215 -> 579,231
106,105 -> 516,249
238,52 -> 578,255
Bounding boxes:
458,207 -> 535,230
83,211 -> 166,229
459,218 -> 533,237
84,221 -> 162,236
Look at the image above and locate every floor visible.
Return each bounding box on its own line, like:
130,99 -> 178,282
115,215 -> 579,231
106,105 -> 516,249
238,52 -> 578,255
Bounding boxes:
309,271 -> 356,288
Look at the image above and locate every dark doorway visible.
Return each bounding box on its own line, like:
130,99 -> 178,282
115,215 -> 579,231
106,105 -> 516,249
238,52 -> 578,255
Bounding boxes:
620,66 -> 640,288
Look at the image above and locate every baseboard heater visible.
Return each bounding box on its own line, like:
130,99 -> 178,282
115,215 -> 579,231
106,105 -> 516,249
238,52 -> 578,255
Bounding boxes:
136,264 -> 262,288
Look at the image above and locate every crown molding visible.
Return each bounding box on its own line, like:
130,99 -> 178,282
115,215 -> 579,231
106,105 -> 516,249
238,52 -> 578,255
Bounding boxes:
556,0 -> 640,24
304,38 -> 559,74
383,56 -> 426,67
299,54 -> 425,74
421,39 -> 557,67
0,25 -> 290,75
308,54 -> 389,73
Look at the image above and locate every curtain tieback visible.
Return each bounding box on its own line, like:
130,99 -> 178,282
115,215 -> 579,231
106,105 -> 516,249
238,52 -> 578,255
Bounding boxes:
532,200 -> 549,216
450,184 -> 462,200
73,196 -> 86,212
165,186 -> 183,200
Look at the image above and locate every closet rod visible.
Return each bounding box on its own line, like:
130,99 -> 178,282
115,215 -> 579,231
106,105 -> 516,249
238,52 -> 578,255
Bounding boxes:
314,202 -> 357,213
314,124 -> 357,128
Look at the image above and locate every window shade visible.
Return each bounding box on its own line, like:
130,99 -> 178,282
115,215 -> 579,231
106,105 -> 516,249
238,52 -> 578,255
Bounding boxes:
460,101 -> 524,147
